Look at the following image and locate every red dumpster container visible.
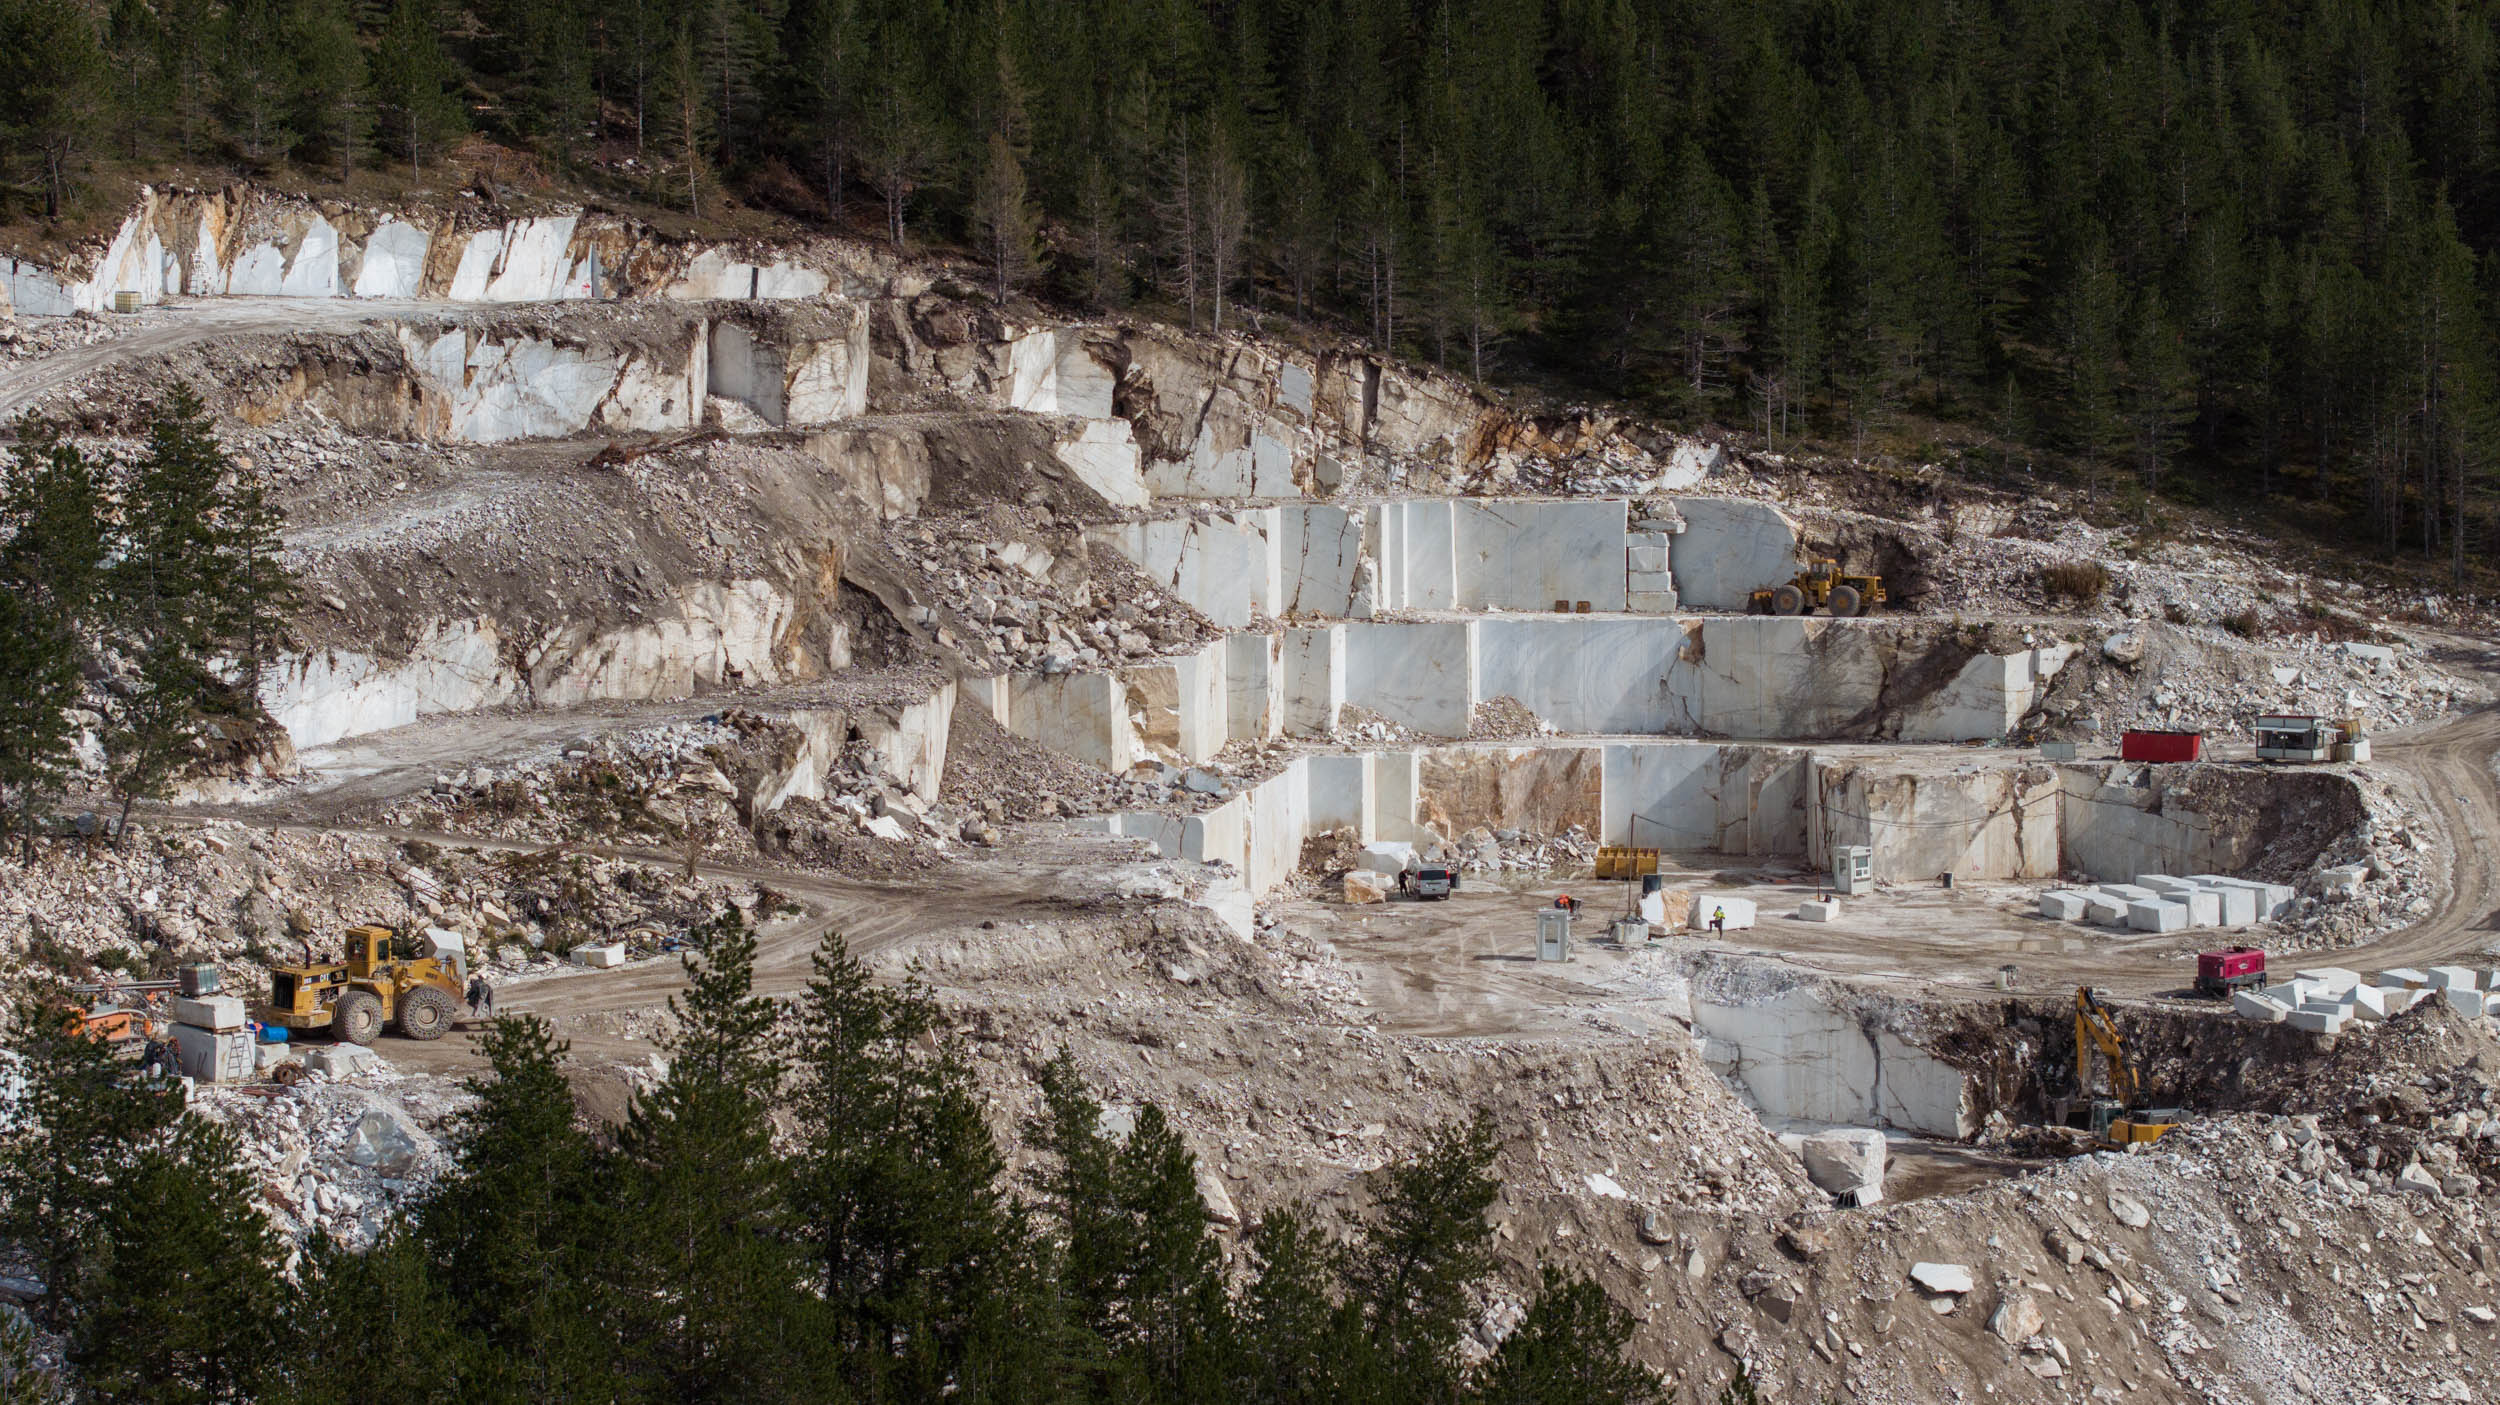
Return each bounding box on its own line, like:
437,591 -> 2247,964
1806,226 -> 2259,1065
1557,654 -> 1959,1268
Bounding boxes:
2120,729 -> 2202,762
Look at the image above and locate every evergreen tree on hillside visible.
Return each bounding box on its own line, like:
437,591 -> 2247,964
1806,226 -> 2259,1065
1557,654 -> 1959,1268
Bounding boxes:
265,1232 -> 471,1403
1030,1050 -> 1234,1399
70,1117 -> 284,1404
1345,1111 -> 1500,1404
1233,1207 -> 1371,1404
610,909 -> 815,1398
291,0 -> 369,181
973,129 -> 1043,301
0,996 -> 183,1332
789,936 -> 1059,1401
370,0 -> 463,176
416,1016 -> 619,1399
0,0 -> 107,216
0,593 -> 86,859
1472,1267 -> 1662,1405
0,427 -> 110,855
215,0 -> 300,166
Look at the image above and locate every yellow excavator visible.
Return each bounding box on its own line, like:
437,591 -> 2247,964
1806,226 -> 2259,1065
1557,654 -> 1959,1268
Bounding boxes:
2073,987 -> 2178,1147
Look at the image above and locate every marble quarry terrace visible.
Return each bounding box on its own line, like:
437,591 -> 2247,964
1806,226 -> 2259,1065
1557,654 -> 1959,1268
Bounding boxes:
7,184 -> 2500,1403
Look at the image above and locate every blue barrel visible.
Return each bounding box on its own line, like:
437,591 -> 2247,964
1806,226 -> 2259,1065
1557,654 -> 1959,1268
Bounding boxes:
259,1024 -> 289,1044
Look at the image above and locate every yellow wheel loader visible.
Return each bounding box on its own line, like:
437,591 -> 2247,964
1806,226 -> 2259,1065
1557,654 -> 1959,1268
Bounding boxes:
258,925 -> 469,1045
1750,558 -> 1887,617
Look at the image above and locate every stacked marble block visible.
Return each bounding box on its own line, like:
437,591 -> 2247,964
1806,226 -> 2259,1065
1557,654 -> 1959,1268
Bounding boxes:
2230,965 -> 2500,1032
2036,874 -> 2292,933
1627,525 -> 1678,614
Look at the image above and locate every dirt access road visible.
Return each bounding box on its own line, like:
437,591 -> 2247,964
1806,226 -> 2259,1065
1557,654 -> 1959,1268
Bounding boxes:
218,819 -> 1141,1080
0,296 -> 443,423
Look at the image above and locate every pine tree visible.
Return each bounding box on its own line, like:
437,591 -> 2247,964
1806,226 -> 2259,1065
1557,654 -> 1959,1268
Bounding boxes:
290,0 -> 368,181
116,386 -> 233,649
215,0 -> 299,166
1346,1111 -> 1499,1404
263,1232 -> 471,1404
1471,1267 -> 1662,1405
1029,1050 -> 1232,1399
610,908 -> 813,1398
103,638 -> 212,847
212,456 -> 296,702
2123,291 -> 2192,502
371,0 -> 464,176
0,425 -> 108,855
70,1117 -> 284,1404
1235,1206 -> 1370,1404
414,1016 -> 619,1399
778,0 -> 860,217
973,130 -> 1043,302
0,995 -> 183,1332
0,593 -> 84,860
659,17 -> 715,215
0,0 -> 108,216
103,0 -> 163,162
788,935 -> 1052,1401
1203,127 -> 1251,336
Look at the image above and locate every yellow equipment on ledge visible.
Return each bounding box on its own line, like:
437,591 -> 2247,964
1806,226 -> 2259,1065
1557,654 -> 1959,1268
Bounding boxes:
1593,846 -> 1660,880
2073,987 -> 2178,1148
258,925 -> 468,1045
1750,558 -> 1888,617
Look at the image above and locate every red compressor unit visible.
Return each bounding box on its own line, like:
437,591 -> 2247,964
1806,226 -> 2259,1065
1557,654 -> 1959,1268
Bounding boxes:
2121,730 -> 2203,763
2194,946 -> 2267,998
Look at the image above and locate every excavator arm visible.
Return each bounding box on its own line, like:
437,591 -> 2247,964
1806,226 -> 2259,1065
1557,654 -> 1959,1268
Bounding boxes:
2073,987 -> 2138,1103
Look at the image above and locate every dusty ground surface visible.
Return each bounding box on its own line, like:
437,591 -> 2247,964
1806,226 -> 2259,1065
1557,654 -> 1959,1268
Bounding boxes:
6,186 -> 2500,1402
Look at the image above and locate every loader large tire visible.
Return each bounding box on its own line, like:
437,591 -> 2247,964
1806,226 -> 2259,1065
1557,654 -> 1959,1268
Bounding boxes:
1828,584 -> 1862,618
397,986 -> 459,1042
331,990 -> 383,1046
1771,584 -> 1805,616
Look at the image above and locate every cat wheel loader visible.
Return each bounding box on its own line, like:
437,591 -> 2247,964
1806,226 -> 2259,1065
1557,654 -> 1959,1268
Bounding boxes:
257,925 -> 468,1045
1750,558 -> 1887,617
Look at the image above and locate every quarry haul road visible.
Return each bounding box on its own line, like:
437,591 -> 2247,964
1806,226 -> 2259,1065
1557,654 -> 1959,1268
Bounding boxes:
158,815 -> 1123,1079
0,297 -> 444,422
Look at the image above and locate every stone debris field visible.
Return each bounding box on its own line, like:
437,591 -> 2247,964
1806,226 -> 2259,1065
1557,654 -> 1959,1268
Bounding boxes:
4,183 -> 2499,1403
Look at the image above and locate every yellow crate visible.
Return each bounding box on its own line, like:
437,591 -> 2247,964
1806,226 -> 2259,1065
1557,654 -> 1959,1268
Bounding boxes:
1593,846 -> 1659,880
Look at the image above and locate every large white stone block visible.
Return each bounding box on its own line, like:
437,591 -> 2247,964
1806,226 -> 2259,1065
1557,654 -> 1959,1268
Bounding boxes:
1280,505 -> 1366,617
352,219 -> 433,298
1054,419 -> 1150,508
1667,497 -> 1801,611
2191,876 -> 2296,920
2192,881 -> 2258,926
2287,1008 -> 2347,1034
2427,966 -> 2482,992
2295,967 -> 2363,995
1342,621 -> 1475,737
2038,891 -> 2089,921
1799,1128 -> 1886,1201
1451,499 -> 1629,612
1280,626 -> 1345,737
2126,899 -> 2188,933
2232,990 -> 2289,1022
1690,990 -> 1972,1137
1224,632 -> 1282,743
1688,895 -> 1757,931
